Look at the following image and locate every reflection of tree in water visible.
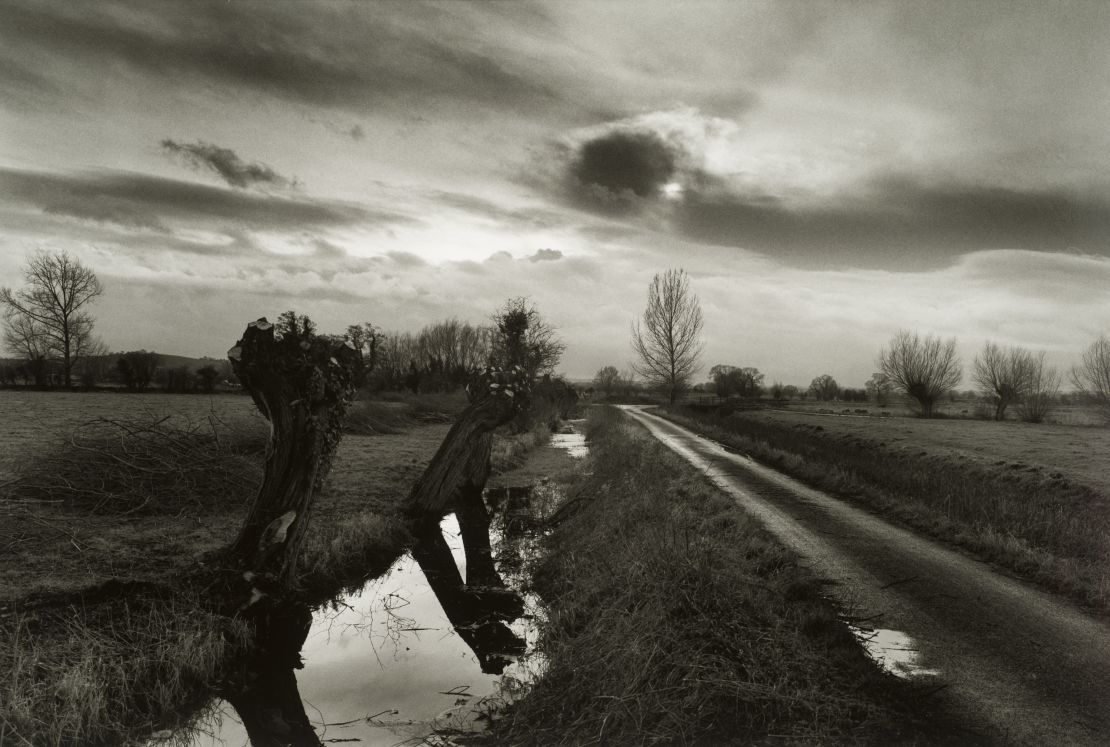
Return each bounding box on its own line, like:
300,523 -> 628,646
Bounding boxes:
218,490 -> 526,744
222,603 -> 321,747
412,488 -> 526,675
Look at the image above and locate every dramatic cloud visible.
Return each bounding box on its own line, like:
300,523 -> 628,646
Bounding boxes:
674,174 -> 1110,269
0,0 -> 566,116
570,130 -> 679,203
160,139 -> 295,190
2,1 -> 1108,378
0,167 -> 405,232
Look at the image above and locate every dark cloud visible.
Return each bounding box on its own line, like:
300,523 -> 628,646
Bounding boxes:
674,174 -> 1110,269
0,0 -> 562,114
568,130 -> 679,208
161,139 -> 294,190
0,167 -> 410,232
528,248 -> 563,263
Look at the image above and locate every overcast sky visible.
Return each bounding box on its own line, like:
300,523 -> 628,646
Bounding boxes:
2,0 -> 1109,385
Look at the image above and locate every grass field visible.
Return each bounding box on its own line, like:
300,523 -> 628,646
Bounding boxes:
765,397 -> 1107,427
741,407 -> 1110,497
0,390 -> 451,603
663,406 -> 1110,612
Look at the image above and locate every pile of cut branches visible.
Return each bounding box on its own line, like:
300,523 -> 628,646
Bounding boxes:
7,416 -> 265,515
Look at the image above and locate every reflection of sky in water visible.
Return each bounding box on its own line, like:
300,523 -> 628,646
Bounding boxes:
850,626 -> 941,679
551,421 -> 589,458
191,514 -> 540,746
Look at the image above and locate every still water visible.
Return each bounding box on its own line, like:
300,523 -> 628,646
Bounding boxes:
184,427 -> 588,746
190,513 -> 539,746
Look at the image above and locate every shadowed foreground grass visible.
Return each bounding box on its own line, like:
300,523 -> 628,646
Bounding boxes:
487,406 -> 953,746
661,406 -> 1110,613
0,593 -> 250,747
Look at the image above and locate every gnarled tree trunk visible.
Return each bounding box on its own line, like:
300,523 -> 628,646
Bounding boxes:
224,318 -> 360,594
405,368 -> 526,523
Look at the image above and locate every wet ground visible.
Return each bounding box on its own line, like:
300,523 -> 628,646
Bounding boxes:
179,425 -> 588,746
623,405 -> 1110,745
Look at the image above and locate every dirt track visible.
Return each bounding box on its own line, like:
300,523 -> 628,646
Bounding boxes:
622,406 -> 1110,746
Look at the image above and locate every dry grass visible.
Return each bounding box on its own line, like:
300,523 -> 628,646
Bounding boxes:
488,406 -> 950,746
663,407 -> 1110,612
6,416 -> 265,516
0,593 -> 251,747
345,390 -> 468,435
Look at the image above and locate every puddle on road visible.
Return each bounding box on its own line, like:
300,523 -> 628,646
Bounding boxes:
849,625 -> 941,679
550,419 -> 588,459
188,510 -> 544,747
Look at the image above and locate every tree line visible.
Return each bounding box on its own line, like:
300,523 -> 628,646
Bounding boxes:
607,267 -> 1110,422
1,253 -> 567,398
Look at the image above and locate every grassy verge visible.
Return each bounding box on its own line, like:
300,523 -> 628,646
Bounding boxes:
489,406 -> 955,745
660,407 -> 1110,613
1,592 -> 251,747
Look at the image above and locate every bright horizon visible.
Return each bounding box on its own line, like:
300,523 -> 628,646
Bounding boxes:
2,1 -> 1109,388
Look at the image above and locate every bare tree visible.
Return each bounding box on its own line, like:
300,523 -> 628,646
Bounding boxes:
972,342 -> 1036,421
1072,334 -> 1110,412
809,374 -> 840,402
2,311 -> 51,386
865,372 -> 893,407
1,252 -> 104,387
1017,352 -> 1060,423
593,365 -> 621,398
490,297 -> 565,379
878,331 -> 962,418
631,269 -> 704,405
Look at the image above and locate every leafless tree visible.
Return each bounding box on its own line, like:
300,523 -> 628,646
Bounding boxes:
631,269 -> 704,405
2,311 -> 51,386
1016,352 -> 1060,423
972,342 -> 1036,421
1071,334 -> 1110,413
809,374 -> 840,402
490,297 -> 564,379
593,365 -> 621,397
865,372 -> 893,407
1,251 -> 104,387
878,331 -> 962,418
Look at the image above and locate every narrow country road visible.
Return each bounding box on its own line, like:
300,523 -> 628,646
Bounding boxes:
620,405 -> 1110,746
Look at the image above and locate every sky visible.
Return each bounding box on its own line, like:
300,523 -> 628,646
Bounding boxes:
1,0 -> 1109,386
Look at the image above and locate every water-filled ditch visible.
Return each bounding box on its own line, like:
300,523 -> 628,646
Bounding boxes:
181,425 -> 588,746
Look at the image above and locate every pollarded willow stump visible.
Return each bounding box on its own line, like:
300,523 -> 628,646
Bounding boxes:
224,317 -> 360,594
405,366 -> 529,523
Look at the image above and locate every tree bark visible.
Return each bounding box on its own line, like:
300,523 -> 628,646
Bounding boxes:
223,318 -> 361,593
404,369 -> 525,523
